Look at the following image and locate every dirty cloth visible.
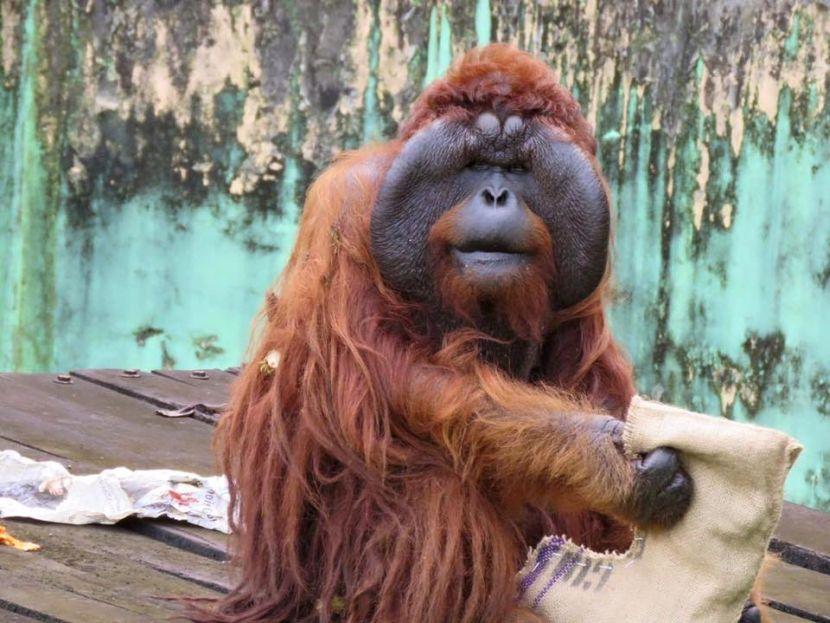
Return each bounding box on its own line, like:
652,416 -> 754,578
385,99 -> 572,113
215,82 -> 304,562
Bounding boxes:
0,450 -> 230,533
518,396 -> 802,623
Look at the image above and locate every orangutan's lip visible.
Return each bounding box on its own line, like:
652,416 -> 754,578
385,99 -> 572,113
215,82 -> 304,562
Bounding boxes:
453,234 -> 532,257
452,249 -> 531,268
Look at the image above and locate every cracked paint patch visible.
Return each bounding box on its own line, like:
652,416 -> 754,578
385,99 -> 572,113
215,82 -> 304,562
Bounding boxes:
133,325 -> 164,347
193,334 -> 225,361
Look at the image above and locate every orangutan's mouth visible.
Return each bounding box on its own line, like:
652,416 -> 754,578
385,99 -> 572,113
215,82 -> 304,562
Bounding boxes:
453,249 -> 529,266
451,247 -> 532,283
453,229 -> 534,265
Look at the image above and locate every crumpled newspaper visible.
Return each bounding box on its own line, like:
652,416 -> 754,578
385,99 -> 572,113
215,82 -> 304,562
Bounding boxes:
0,450 -> 230,533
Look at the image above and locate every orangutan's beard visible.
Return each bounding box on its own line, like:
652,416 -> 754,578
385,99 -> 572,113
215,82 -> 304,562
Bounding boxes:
428,209 -> 556,344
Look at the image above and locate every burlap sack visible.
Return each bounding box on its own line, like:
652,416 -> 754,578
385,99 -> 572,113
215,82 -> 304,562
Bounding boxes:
518,396 -> 802,623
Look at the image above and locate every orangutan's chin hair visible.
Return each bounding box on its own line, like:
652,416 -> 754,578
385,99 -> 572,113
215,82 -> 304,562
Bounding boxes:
428,212 -> 556,344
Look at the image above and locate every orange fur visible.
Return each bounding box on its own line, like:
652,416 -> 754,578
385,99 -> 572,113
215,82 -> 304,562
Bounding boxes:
190,45 -> 638,623
428,201 -> 556,343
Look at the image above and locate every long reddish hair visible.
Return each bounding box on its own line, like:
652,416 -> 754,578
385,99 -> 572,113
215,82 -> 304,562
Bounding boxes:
196,44 -> 634,623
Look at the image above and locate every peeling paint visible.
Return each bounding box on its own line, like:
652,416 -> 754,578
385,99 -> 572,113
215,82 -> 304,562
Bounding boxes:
437,4 -> 452,75
362,0 -> 383,144
193,333 -> 224,361
720,202 -> 733,229
692,139 -> 710,231
1,0 -> 21,80
133,325 -> 164,347
475,0 -> 491,46
425,5 -> 439,86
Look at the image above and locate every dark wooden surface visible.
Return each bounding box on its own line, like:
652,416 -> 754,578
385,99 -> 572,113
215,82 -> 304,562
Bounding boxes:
0,369 -> 232,622
1,369 -> 828,622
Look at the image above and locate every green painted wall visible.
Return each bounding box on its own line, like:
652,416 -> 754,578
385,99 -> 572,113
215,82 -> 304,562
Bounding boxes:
1,0 -> 828,510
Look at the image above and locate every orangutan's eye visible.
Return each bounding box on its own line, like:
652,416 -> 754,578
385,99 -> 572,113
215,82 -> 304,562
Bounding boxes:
466,162 -> 490,171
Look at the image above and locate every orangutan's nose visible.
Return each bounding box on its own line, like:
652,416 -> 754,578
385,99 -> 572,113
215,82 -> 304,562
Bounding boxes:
480,185 -> 512,208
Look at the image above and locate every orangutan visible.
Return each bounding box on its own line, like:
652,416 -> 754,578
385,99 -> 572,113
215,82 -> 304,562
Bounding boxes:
194,44 -> 764,623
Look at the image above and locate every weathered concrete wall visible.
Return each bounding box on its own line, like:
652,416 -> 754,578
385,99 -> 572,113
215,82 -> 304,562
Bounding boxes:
1,0 -> 828,510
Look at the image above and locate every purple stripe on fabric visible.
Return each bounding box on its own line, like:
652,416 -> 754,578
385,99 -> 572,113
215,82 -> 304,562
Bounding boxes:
531,552 -> 579,609
518,536 -> 564,597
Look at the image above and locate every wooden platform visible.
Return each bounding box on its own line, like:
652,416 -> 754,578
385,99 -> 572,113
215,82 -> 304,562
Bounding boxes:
0,369 -> 828,622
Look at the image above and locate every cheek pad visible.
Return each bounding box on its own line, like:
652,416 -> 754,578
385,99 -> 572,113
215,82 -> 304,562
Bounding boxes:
370,119 -> 481,301
524,141 -> 610,307
371,166 -> 471,301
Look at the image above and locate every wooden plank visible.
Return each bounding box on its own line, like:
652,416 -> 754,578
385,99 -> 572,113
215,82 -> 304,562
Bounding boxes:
149,369 -> 236,424
151,368 -> 237,393
8,518 -> 231,591
770,537 -> 830,576
0,373 -> 228,555
764,559 -> 830,622
0,610 -> 41,623
123,518 -> 227,561
0,373 -> 217,473
768,611 -> 814,623
0,438 -> 72,465
777,503 -> 830,554
773,503 -> 830,575
72,368 -> 230,415
0,518 -> 230,623
3,370 -> 827,622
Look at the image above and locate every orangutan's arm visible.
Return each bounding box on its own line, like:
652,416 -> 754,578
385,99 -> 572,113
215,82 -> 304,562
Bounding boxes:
398,362 -> 690,528
397,362 -> 629,515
